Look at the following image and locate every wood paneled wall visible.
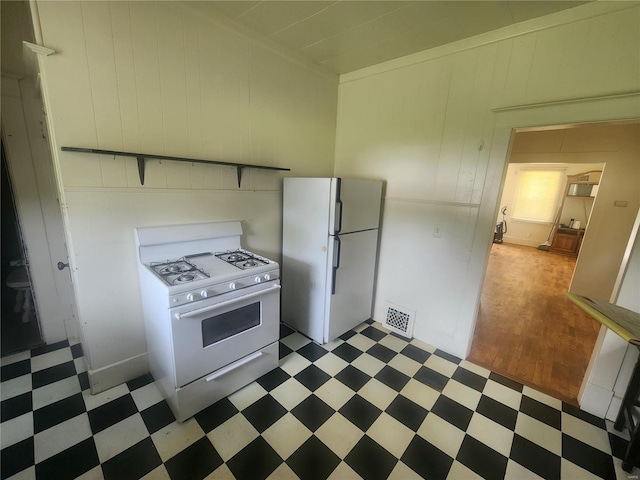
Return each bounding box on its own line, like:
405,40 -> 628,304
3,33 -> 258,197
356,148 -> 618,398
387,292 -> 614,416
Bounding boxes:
33,1 -> 338,389
334,3 -> 640,357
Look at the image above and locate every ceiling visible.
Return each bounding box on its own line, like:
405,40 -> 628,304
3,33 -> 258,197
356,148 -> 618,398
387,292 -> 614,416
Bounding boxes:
200,1 -> 592,75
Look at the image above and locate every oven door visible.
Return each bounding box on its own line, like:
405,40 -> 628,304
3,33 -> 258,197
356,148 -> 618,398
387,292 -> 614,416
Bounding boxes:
171,281 -> 280,387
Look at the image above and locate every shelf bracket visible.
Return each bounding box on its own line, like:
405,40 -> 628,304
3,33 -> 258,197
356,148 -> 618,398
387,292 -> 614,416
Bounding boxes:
237,166 -> 243,188
137,156 -> 146,185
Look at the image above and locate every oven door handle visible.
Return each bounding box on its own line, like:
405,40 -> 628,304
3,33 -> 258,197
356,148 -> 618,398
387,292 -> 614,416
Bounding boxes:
206,351 -> 263,381
174,284 -> 281,320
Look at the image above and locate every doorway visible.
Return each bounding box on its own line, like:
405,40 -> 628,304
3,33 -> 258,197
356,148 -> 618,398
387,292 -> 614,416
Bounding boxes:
470,120 -> 640,404
1,141 -> 44,355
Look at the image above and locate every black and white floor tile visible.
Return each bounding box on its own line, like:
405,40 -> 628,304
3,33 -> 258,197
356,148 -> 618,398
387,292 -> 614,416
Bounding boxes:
0,320 -> 633,479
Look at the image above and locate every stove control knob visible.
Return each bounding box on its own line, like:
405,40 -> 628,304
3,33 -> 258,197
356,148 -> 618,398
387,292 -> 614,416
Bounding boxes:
229,282 -> 236,290
254,276 -> 262,284
201,290 -> 209,298
186,292 -> 199,301
264,274 -> 271,281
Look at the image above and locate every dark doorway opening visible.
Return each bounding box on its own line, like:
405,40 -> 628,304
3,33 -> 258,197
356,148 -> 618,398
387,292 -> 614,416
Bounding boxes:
1,140 -> 43,356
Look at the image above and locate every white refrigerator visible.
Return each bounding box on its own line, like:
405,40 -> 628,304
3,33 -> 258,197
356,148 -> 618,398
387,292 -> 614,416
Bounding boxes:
282,177 -> 383,344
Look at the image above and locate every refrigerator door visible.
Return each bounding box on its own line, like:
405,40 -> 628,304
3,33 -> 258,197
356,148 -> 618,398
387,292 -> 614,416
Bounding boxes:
324,229 -> 379,342
282,178 -> 333,343
329,178 -> 383,234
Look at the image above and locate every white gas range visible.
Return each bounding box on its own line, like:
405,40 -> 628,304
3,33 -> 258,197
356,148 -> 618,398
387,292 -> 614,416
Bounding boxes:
135,221 -> 280,422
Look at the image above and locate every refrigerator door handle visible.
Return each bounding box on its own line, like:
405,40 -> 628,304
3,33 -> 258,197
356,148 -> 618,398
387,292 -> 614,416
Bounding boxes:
335,178 -> 343,234
331,235 -> 342,295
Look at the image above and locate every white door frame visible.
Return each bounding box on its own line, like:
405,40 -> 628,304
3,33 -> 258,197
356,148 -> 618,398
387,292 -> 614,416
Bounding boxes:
1,71 -> 80,345
469,92 -> 640,414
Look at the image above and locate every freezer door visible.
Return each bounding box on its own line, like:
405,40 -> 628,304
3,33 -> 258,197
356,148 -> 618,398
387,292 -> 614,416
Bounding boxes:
324,229 -> 379,343
329,178 -> 383,234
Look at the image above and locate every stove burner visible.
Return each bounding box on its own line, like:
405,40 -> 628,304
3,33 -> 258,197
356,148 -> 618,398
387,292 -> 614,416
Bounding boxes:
149,258 -> 210,286
175,274 -> 195,283
215,250 -> 269,270
162,264 -> 190,275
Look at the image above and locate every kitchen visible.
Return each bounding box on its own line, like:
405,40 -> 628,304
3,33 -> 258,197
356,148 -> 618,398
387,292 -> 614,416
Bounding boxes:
2,1 -> 640,478
5,0 -> 635,396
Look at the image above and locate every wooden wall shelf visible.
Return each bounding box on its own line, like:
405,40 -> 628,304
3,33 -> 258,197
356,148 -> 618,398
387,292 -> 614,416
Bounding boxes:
61,146 -> 291,187
549,170 -> 601,257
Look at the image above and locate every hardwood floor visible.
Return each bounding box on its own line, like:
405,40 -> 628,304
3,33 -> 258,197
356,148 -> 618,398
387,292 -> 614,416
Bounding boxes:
468,242 -> 601,405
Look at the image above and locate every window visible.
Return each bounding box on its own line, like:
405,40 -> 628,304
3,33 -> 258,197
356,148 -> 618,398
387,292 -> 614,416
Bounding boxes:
512,169 -> 563,223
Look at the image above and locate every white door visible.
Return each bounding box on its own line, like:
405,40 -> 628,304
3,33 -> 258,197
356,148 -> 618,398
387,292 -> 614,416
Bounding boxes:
2,76 -> 78,343
29,93 -> 78,339
325,229 -> 379,342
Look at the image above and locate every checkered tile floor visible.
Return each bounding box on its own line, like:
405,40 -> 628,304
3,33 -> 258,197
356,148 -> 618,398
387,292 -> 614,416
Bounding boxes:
0,320 -> 633,479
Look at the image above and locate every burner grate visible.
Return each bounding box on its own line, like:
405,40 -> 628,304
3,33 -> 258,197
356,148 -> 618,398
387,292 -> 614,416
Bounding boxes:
215,250 -> 269,270
150,258 -> 210,285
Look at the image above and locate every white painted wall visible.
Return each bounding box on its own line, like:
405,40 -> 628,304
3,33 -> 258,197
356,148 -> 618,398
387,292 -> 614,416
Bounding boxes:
334,2 -> 640,358
497,162 -> 603,248
617,219 -> 640,325
32,1 -> 338,391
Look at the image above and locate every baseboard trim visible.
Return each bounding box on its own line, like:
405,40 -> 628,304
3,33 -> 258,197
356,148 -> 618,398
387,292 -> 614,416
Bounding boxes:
501,237 -> 543,248
579,382 -> 613,419
87,353 -> 149,394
